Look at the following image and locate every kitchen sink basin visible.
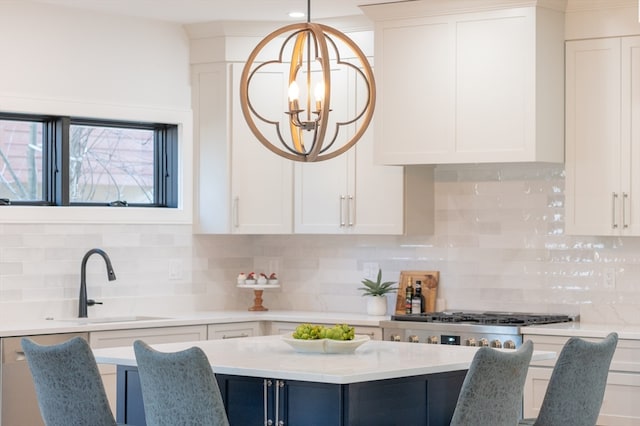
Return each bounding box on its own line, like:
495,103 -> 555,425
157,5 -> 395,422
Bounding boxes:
55,316 -> 170,324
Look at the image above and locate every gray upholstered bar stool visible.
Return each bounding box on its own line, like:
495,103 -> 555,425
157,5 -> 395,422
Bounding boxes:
519,332 -> 618,426
133,339 -> 229,426
450,340 -> 534,426
21,336 -> 131,426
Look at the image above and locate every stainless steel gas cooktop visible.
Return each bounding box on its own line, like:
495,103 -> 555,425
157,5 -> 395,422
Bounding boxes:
390,311 -> 574,326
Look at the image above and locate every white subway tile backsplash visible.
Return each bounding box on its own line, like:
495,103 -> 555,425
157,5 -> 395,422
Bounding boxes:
0,163 -> 639,323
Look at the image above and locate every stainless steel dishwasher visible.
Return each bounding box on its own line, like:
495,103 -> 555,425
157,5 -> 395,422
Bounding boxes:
1,332 -> 89,426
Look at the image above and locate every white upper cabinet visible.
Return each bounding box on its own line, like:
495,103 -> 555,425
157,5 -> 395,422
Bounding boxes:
193,62 -> 293,234
191,28 -> 434,235
565,36 -> 640,236
363,0 -> 565,165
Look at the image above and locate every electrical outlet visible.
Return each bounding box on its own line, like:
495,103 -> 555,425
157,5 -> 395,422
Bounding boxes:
169,259 -> 183,280
363,262 -> 379,280
603,268 -> 616,289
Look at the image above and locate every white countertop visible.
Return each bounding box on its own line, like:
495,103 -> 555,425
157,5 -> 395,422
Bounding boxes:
0,311 -> 389,337
522,322 -> 640,340
2,310 -> 639,341
92,334 -> 556,384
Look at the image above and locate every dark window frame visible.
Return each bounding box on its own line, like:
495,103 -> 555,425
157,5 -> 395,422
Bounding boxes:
0,113 -> 178,208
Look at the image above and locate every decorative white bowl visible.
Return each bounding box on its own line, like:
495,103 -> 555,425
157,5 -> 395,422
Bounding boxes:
281,335 -> 370,354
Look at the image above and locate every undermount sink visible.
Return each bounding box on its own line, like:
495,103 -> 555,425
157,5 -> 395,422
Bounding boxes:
56,316 -> 170,324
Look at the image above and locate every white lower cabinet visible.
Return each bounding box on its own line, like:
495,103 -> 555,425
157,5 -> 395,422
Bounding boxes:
523,334 -> 640,425
90,325 -> 207,414
207,321 -> 262,340
268,321 -> 382,340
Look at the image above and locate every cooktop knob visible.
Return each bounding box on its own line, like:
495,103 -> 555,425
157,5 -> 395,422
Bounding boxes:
490,339 -> 502,348
389,334 -> 401,342
478,338 -> 489,347
426,336 -> 438,344
504,340 -> 517,349
465,338 -> 477,347
408,335 -> 420,343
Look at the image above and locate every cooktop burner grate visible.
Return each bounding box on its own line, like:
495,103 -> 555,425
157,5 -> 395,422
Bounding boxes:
390,311 -> 573,326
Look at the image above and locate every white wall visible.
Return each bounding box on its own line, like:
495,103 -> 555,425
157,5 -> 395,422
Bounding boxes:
0,2 -> 191,112
0,2 -> 194,224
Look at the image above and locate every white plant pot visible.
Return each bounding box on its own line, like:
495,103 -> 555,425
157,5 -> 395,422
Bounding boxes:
366,296 -> 388,316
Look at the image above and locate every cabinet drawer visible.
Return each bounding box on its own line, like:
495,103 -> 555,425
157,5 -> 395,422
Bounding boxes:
207,322 -> 261,340
524,366 -> 640,425
89,325 -> 207,349
523,334 -> 640,373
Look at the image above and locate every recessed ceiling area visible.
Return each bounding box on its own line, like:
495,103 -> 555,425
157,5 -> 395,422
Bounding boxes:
26,0 -> 402,24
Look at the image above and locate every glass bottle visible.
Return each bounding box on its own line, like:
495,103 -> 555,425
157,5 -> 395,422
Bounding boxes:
405,277 -> 414,314
413,280 -> 425,314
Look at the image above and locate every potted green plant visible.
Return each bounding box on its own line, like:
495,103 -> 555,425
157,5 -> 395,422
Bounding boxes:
359,269 -> 397,316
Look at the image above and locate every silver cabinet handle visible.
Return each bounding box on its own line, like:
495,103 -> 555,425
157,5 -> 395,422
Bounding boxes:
221,333 -> 249,339
339,195 -> 346,227
347,195 -> 354,227
264,379 -> 272,426
275,380 -> 284,426
623,192 -> 629,229
233,196 -> 240,228
612,192 -> 619,229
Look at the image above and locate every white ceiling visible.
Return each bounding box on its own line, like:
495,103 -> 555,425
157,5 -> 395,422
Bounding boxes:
27,0 -> 400,24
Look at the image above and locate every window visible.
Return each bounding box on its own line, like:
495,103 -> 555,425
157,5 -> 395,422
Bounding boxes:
0,117 -> 44,202
0,113 -> 178,207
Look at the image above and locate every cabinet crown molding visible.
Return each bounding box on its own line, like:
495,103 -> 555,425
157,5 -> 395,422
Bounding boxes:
566,0 -> 636,12
362,0 -> 567,20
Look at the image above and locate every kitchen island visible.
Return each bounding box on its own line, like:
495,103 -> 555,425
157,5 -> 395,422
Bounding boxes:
93,335 -> 555,426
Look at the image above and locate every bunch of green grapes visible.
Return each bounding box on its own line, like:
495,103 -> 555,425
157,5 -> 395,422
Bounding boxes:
292,323 -> 326,340
324,324 -> 355,341
292,323 -> 355,340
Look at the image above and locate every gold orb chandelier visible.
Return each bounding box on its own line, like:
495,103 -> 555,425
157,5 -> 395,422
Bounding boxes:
239,0 -> 376,162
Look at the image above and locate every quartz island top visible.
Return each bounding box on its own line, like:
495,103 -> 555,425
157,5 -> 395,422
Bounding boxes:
93,335 -> 555,384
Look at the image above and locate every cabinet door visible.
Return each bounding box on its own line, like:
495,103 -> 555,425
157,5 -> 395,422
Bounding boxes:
351,67 -> 404,235
230,64 -> 293,234
216,375 -> 265,425
294,67 -> 352,233
374,15 -> 454,165
294,66 -> 404,234
456,9 -> 531,160
621,36 -> 640,234
231,65 -> 293,234
193,63 -> 293,234
279,379 -> 342,425
565,38 -> 622,235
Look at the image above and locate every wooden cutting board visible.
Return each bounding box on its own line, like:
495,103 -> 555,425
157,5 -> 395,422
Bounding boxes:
394,270 -> 439,314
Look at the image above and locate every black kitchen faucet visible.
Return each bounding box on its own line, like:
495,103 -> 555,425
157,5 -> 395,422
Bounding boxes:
78,248 -> 117,318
